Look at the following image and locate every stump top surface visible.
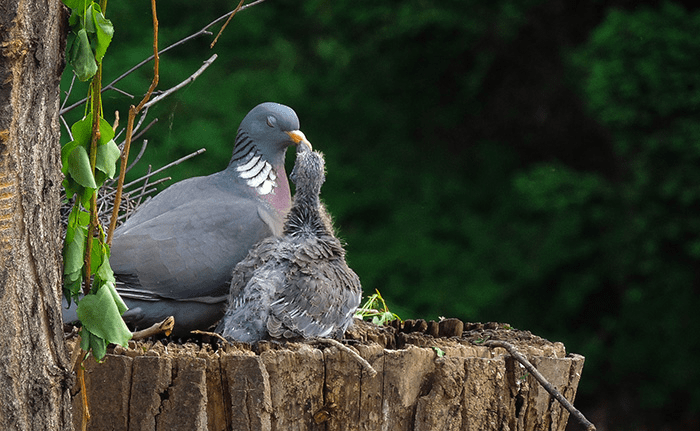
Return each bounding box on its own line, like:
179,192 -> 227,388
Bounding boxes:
67,319 -> 571,360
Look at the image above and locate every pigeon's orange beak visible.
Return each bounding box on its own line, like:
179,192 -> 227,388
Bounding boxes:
286,130 -> 312,150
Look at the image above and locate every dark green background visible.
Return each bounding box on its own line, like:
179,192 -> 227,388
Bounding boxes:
60,1 -> 700,429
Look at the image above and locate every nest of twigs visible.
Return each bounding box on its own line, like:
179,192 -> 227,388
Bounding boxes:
60,140 -> 205,230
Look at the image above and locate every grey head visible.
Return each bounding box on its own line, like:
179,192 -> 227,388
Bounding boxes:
290,142 -> 325,197
229,103 -> 311,214
229,102 -> 309,168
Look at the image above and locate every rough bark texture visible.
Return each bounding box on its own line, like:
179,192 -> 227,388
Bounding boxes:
68,321 -> 585,431
0,0 -> 71,430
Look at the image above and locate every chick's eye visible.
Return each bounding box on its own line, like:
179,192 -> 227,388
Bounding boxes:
266,116 -> 276,128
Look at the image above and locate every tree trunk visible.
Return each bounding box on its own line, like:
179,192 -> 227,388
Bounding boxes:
0,0 -> 72,430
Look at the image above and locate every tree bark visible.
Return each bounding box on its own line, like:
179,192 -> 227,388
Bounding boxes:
0,0 -> 72,430
68,321 -> 586,431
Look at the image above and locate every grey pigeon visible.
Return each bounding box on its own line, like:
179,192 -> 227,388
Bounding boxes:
217,141 -> 362,343
63,102 -> 310,336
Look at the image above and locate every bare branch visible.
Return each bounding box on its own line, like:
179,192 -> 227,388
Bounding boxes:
125,139 -> 149,175
481,340 -> 596,431
131,316 -> 175,340
210,0 -> 245,49
311,339 -> 377,378
61,73 -> 77,111
143,54 -> 218,109
129,106 -> 151,139
109,86 -> 135,99
59,0 -> 269,116
107,0 -> 160,246
124,148 -> 206,190
60,115 -> 74,141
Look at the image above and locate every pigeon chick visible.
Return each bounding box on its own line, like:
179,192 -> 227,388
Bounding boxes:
63,102 -> 311,337
217,141 -> 362,343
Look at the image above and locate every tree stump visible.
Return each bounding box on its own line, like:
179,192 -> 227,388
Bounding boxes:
68,320 -> 585,431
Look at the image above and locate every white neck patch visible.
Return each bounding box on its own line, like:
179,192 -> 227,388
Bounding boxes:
236,153 -> 277,195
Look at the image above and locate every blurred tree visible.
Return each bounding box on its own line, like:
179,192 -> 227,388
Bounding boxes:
568,1 -> 700,421
57,0 -> 700,428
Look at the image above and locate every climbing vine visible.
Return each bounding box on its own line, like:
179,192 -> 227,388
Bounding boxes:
61,0 -> 152,360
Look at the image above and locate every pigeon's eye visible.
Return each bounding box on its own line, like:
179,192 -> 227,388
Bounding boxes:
266,116 -> 276,128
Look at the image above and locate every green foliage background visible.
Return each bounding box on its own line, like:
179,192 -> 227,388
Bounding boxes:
60,0 -> 700,427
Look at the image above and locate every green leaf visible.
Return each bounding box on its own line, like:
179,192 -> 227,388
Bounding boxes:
76,282 -> 132,348
61,140 -> 80,175
71,115 -> 93,146
90,3 -> 114,62
63,223 -> 86,275
80,187 -> 94,208
96,253 -> 116,286
80,327 -> 91,351
70,28 -> 97,81
89,238 -> 104,274
80,328 -> 107,361
105,279 -> 128,315
84,3 -> 96,33
95,139 -> 120,178
67,145 -> 97,188
63,276 -> 82,305
62,0 -> 91,15
432,346 -> 446,358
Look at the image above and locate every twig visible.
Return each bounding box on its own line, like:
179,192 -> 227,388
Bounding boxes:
112,111 -> 119,132
61,73 -> 77,110
125,139 -> 149,174
311,339 -> 377,378
135,165 -> 153,209
210,0 -> 245,49
130,117 -> 158,146
190,329 -> 230,344
123,148 -> 206,190
59,0 -> 269,116
131,316 -> 175,340
107,0 -> 159,246
60,115 -> 74,141
129,106 -> 151,138
78,365 -> 90,430
109,86 -> 134,99
481,340 -> 596,431
143,54 -> 218,109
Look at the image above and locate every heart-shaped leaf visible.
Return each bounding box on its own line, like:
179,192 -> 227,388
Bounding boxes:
67,145 -> 97,189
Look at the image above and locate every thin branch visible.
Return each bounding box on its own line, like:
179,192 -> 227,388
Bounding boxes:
130,118 -> 158,146
125,139 -> 149,175
61,73 -> 77,110
109,86 -> 134,99
60,115 -> 74,141
190,329 -> 230,344
210,0 -> 245,49
143,54 -> 218,109
131,316 -> 175,340
311,339 -> 377,377
481,340 -> 596,431
128,107 -> 152,141
107,0 -> 159,246
84,62 -> 104,295
59,0 -> 269,116
122,148 -> 206,190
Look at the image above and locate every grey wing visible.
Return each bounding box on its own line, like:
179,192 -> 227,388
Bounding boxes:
268,255 -> 362,340
111,190 -> 273,302
227,236 -> 279,303
217,253 -> 287,343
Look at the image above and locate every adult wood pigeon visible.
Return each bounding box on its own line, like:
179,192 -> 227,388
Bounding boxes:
217,141 -> 362,343
63,102 -> 310,336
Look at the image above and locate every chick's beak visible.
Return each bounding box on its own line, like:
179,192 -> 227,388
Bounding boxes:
286,130 -> 312,150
